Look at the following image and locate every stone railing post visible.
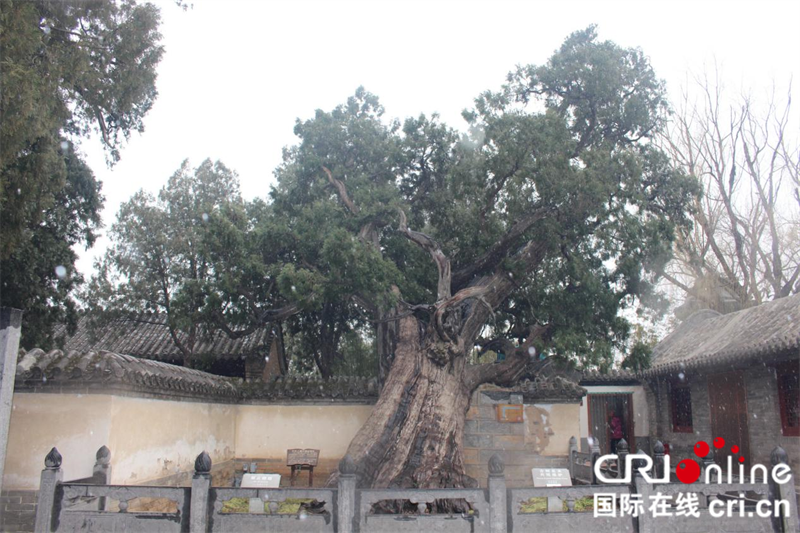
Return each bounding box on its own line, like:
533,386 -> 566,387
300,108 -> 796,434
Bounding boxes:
633,462 -> 652,533
0,307 -> 22,495
768,446 -> 800,533
190,451 -> 212,533
568,436 -> 578,481
336,454 -> 357,533
653,441 -> 665,481
93,446 -> 111,510
616,438 -> 629,480
702,453 -> 715,483
34,447 -> 62,533
488,453 -> 507,533
590,438 -> 601,485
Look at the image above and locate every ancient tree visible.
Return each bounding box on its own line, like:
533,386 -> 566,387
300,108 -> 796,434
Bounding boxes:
261,27 -> 695,489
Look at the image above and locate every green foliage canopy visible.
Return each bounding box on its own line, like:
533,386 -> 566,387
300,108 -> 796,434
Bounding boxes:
262,27 -> 696,370
0,0 -> 164,347
92,27 -> 696,376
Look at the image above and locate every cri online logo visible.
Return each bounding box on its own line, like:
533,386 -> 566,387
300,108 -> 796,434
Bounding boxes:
594,437 -> 793,486
674,437 -> 735,484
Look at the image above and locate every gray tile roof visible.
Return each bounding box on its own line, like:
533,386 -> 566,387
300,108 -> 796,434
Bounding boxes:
240,375 -> 380,402
16,348 -> 240,400
645,292 -> 800,376
481,375 -> 587,402
53,315 -> 274,362
15,348 -> 583,404
580,369 -> 640,384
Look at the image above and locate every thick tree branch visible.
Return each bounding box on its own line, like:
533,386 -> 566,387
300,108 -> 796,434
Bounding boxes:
212,302 -> 301,340
397,208 -> 451,301
465,324 -> 551,390
452,206 -> 552,289
431,284 -> 493,345
322,166 -> 359,215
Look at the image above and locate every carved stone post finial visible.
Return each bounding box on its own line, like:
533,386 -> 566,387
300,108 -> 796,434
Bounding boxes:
617,439 -> 629,479
95,445 -> 111,466
339,454 -> 357,476
771,446 -> 788,466
190,452 -> 213,532
35,447 -> 63,533
44,447 -> 62,469
487,453 -> 507,532
653,440 -> 665,479
488,453 -> 505,475
194,451 -> 212,476
337,454 -> 358,533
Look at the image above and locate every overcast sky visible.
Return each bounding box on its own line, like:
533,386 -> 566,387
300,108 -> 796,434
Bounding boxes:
74,0 -> 800,277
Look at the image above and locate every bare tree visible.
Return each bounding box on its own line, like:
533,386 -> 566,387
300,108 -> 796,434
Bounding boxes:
659,69 -> 800,316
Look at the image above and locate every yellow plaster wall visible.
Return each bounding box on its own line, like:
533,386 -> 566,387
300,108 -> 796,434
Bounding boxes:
3,394 -> 113,490
107,396 -> 237,485
4,393 -> 576,491
235,404 -> 373,460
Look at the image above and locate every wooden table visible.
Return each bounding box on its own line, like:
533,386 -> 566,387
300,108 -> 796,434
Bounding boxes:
287,449 -> 320,487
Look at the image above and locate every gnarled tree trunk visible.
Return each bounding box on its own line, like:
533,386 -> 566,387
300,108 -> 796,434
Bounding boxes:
344,314 -> 475,489
323,171 -> 551,491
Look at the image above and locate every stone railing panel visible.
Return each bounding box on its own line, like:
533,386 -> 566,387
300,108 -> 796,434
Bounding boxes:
358,488 -> 489,533
210,487 -> 335,533
56,484 -> 189,532
511,484 -> 633,532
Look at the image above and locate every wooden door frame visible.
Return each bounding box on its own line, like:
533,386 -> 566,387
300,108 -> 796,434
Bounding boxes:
587,392 -> 635,453
708,370 -> 751,466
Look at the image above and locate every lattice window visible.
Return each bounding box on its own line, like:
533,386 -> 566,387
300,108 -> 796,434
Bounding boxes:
777,360 -> 800,437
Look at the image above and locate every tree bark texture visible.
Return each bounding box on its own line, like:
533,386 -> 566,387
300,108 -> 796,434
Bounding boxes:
342,314 -> 476,489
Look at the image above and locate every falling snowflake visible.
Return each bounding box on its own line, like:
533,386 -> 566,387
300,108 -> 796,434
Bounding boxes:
55,265 -> 67,279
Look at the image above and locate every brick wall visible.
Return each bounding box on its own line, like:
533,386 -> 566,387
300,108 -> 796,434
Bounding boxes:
464,388 -> 579,488
745,364 -> 800,481
0,490 -> 37,533
647,374 -> 711,463
648,363 -> 799,481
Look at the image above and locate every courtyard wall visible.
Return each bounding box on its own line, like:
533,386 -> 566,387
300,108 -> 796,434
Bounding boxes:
464,388 -> 580,487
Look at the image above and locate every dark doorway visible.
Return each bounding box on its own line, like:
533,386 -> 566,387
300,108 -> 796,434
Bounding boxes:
708,371 -> 751,467
588,393 -> 635,454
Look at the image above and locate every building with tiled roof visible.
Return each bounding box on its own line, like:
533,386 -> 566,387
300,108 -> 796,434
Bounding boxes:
52,314 -> 285,381
643,293 -> 799,484
646,293 -> 800,376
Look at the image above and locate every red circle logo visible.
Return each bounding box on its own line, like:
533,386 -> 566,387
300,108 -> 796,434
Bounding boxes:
694,441 -> 710,458
713,437 -> 725,449
676,459 -> 701,484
